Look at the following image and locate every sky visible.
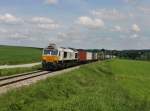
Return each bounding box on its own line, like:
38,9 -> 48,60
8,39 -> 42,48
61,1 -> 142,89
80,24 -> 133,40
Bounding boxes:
0,0 -> 150,49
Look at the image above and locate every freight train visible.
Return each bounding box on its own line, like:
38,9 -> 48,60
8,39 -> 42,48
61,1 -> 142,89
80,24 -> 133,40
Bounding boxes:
42,44 -> 99,70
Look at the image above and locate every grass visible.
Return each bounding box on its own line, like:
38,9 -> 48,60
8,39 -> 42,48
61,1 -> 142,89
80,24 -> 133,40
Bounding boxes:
0,45 -> 42,65
0,59 -> 150,111
0,65 -> 42,77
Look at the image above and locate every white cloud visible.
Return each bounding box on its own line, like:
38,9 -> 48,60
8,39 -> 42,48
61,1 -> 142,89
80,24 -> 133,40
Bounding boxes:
131,24 -> 140,32
32,17 -> 60,30
0,13 -> 22,23
0,15 -> 62,45
9,32 -> 29,40
128,0 -> 138,2
112,25 -> 122,32
138,6 -> 150,14
0,28 -> 7,33
57,32 -> 67,38
123,0 -> 139,4
76,16 -> 104,29
32,17 -> 54,23
91,9 -> 127,20
57,30 -> 84,41
37,23 -> 60,30
50,27 -> 87,46
45,0 -> 58,5
115,26 -> 121,31
130,34 -> 139,39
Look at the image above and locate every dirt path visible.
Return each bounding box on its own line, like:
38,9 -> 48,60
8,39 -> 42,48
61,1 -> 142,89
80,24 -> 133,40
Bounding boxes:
0,62 -> 41,69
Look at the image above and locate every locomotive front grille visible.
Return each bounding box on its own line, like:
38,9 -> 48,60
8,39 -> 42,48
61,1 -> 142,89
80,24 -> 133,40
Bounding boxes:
42,55 -> 59,63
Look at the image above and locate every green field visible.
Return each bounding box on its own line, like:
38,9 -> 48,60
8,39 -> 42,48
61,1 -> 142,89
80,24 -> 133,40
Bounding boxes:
0,65 -> 42,77
0,45 -> 42,65
0,59 -> 150,111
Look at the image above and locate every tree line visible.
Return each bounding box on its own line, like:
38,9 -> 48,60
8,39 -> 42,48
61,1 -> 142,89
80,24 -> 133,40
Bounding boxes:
87,49 -> 150,61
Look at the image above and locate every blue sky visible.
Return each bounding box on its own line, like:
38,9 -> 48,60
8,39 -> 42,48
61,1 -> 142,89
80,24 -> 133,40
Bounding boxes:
0,0 -> 150,49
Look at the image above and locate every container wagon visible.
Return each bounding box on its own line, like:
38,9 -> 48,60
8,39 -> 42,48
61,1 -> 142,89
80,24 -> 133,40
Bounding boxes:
92,52 -> 98,60
86,52 -> 93,61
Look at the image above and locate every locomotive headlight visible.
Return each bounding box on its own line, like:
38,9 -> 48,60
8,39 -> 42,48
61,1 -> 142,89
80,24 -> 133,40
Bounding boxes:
42,56 -> 47,60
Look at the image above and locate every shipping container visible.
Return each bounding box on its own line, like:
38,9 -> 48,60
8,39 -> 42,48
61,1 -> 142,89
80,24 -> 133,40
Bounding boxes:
92,52 -> 98,60
86,52 -> 92,60
78,49 -> 87,61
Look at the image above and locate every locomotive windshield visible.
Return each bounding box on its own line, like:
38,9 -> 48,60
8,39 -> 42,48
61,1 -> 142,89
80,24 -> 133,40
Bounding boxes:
43,49 -> 58,55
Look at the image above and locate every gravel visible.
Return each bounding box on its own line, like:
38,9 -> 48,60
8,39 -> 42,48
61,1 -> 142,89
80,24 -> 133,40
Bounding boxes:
0,66 -> 80,94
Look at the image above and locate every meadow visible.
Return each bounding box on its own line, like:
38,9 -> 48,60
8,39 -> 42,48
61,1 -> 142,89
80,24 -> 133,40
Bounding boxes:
0,45 -> 42,65
0,65 -> 41,77
0,59 -> 150,111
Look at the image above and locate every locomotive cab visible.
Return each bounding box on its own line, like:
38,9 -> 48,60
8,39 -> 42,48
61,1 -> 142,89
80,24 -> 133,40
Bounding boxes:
42,44 -> 60,70
42,49 -> 59,63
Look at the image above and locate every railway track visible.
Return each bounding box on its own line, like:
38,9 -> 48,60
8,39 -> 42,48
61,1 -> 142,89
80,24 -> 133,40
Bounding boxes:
0,70 -> 42,81
0,63 -> 91,88
0,70 -> 51,87
0,66 -> 80,94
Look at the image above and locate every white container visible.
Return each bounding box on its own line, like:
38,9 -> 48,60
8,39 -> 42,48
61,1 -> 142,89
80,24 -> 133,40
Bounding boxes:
86,52 -> 92,60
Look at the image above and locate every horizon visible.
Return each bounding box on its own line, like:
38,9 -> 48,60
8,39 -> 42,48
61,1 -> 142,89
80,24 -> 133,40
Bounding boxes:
1,44 -> 150,51
0,0 -> 150,49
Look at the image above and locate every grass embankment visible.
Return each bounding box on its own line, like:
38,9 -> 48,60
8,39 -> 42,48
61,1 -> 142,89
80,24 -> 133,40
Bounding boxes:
0,65 -> 41,77
0,45 -> 42,65
0,59 -> 150,111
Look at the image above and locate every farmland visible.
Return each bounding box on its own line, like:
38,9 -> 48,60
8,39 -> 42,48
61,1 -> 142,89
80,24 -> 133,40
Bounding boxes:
0,64 -> 41,77
0,59 -> 150,111
0,45 -> 42,65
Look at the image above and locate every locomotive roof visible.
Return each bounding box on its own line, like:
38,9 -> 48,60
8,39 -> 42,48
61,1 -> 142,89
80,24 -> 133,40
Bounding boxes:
44,44 -> 78,53
58,47 -> 75,53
